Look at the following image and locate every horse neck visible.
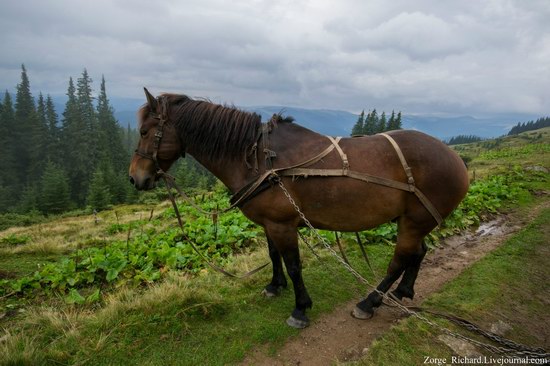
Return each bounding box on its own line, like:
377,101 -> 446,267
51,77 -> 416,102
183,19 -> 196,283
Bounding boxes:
183,122 -> 326,193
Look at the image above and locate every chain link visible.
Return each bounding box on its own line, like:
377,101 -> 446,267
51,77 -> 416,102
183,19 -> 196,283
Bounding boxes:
277,178 -> 549,361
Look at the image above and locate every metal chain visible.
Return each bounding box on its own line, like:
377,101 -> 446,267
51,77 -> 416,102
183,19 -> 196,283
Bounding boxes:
278,179 -> 375,287
277,178 -> 550,361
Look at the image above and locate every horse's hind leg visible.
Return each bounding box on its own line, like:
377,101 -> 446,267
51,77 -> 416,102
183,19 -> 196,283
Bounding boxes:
391,241 -> 428,301
353,217 -> 431,319
265,223 -> 312,328
262,234 -> 288,297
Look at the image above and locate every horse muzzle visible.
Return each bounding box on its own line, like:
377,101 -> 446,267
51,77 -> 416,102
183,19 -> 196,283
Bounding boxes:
128,173 -> 158,191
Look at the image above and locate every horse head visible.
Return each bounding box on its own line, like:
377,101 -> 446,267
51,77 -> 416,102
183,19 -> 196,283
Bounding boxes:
128,88 -> 183,190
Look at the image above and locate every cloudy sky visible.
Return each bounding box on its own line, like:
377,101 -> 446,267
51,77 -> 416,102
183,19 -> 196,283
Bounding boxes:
0,0 -> 548,116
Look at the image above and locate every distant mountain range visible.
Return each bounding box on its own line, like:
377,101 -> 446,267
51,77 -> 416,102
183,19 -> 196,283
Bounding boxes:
53,96 -> 541,140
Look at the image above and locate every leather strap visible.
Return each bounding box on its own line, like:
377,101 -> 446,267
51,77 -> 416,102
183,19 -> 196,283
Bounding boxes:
379,133 -> 414,188
328,136 -> 349,174
378,133 -> 443,225
163,174 -> 269,279
231,131 -> 444,227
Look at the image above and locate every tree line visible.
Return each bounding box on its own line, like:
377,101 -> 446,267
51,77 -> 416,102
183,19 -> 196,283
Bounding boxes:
507,117 -> 550,136
0,65 -> 138,214
446,135 -> 484,145
350,109 -> 402,136
0,65 -> 216,217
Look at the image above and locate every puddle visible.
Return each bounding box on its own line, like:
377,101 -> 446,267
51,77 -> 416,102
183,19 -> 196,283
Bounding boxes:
475,218 -> 507,237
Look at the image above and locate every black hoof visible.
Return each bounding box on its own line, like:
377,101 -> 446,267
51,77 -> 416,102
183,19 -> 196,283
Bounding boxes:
286,309 -> 310,328
286,315 -> 309,328
262,285 -> 284,298
351,306 -> 374,320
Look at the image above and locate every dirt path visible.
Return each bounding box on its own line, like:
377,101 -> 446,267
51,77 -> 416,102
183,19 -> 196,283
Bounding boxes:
242,201 -> 549,366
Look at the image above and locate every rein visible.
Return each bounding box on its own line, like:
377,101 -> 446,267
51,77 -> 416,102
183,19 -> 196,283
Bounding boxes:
161,171 -> 269,278
135,97 -> 268,278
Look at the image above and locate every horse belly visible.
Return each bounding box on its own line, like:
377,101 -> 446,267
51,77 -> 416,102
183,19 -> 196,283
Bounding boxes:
292,178 -> 406,232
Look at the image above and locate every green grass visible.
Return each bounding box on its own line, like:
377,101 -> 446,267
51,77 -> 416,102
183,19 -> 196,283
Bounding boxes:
451,127 -> 550,179
0,252 -> 60,278
1,130 -> 548,365
355,206 -> 550,366
0,237 -> 394,365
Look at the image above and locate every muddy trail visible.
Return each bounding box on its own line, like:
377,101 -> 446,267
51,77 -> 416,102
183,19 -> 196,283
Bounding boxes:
242,201 -> 549,366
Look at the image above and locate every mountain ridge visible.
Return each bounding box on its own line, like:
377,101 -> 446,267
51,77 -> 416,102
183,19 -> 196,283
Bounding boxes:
50,96 -> 541,140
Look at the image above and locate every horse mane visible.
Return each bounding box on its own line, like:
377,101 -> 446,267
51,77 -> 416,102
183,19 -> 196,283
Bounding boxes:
150,94 -> 264,161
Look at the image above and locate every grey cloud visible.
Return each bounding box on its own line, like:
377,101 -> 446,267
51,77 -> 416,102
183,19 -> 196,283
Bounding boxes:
0,0 -> 548,117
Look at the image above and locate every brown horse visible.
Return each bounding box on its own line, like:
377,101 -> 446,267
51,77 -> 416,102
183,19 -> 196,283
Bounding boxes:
129,89 -> 469,328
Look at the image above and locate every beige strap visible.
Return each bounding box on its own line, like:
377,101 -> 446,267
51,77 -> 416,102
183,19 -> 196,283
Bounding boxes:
378,133 -> 414,188
327,136 -> 349,174
281,168 -> 412,192
378,133 -> 443,226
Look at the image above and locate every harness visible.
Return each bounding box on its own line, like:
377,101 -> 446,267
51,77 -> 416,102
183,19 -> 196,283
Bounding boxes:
135,108 -> 443,226
231,117 -> 443,226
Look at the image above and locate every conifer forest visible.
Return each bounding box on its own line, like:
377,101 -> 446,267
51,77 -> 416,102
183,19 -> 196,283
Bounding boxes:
0,65 -> 215,219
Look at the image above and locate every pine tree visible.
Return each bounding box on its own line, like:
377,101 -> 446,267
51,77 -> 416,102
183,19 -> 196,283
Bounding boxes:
96,75 -> 127,172
351,110 -> 365,136
17,185 -> 39,213
378,111 -> 387,133
74,69 -> 98,203
395,112 -> 402,129
39,161 -> 71,214
508,116 -> 550,135
28,92 -> 49,180
0,92 -> 19,211
45,95 -> 61,164
14,64 -> 37,186
87,167 -> 112,211
387,110 -> 396,130
350,109 -> 403,135
61,77 -> 88,204
363,109 -> 378,135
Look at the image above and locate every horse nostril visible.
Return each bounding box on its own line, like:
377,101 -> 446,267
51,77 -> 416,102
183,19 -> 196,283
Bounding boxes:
129,176 -> 135,186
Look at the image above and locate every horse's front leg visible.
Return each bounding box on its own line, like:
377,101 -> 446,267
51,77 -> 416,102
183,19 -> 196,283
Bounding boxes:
262,234 -> 288,297
265,223 -> 312,328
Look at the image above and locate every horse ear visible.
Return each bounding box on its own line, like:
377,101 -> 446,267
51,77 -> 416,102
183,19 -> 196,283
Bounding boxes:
144,87 -> 158,113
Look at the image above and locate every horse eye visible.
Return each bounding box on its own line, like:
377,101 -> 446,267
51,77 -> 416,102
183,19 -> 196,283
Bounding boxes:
140,130 -> 147,137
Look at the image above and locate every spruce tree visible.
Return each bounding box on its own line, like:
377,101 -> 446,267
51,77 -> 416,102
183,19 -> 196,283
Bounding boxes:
87,167 -> 112,211
395,112 -> 402,129
14,64 -> 37,186
387,110 -> 396,130
17,185 -> 39,213
96,75 -> 127,172
351,110 -> 365,136
0,92 -> 19,211
378,111 -> 387,133
74,69 -> 98,203
77,69 -> 97,161
363,109 -> 378,135
61,77 -> 88,204
45,95 -> 61,164
28,93 -> 49,180
39,161 -> 71,214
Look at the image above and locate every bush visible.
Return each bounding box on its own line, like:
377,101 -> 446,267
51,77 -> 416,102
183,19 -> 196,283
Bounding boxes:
0,212 -> 45,231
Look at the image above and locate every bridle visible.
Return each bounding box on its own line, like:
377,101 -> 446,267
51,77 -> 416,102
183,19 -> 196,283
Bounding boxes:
134,97 -> 185,175
134,112 -> 167,173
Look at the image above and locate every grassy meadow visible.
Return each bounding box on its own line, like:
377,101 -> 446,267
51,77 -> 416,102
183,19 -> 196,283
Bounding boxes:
0,128 -> 548,365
